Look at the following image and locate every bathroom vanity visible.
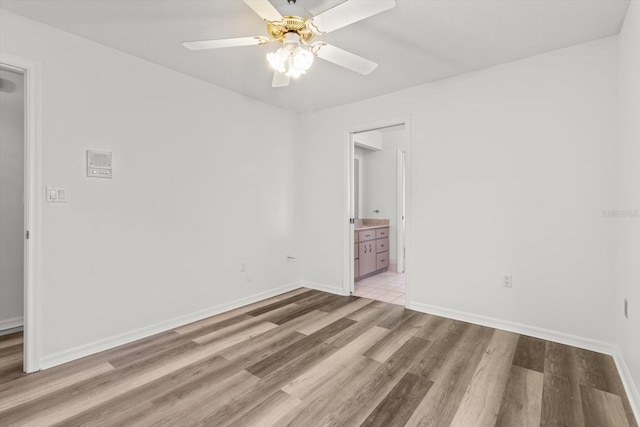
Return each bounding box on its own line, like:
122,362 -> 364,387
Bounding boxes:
354,220 -> 390,280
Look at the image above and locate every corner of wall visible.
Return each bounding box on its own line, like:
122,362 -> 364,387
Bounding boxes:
615,0 -> 640,421
612,348 -> 640,424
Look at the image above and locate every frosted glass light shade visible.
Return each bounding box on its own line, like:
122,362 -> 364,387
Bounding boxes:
267,47 -> 289,72
293,46 -> 314,71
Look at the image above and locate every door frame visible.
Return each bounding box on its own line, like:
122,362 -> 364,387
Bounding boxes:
0,52 -> 43,373
342,116 -> 411,306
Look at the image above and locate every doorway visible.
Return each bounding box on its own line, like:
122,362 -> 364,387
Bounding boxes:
0,53 -> 42,373
0,67 -> 25,339
0,66 -> 26,376
345,117 -> 410,307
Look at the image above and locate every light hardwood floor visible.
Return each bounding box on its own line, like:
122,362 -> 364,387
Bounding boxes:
0,288 -> 637,426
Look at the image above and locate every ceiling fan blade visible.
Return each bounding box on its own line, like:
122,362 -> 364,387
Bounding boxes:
312,43 -> 378,75
306,0 -> 395,34
243,0 -> 283,22
182,36 -> 269,50
272,71 -> 291,88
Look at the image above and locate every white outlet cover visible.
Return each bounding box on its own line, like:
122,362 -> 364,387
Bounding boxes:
503,274 -> 512,287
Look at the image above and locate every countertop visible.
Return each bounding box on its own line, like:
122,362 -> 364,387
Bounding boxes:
355,224 -> 389,231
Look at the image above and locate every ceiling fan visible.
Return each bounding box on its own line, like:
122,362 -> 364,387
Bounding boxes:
182,0 -> 396,87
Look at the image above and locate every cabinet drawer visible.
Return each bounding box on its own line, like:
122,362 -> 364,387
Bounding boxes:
354,231 -> 359,243
354,243 -> 358,259
376,238 -> 389,253
376,252 -> 389,270
358,229 -> 376,242
376,227 -> 389,238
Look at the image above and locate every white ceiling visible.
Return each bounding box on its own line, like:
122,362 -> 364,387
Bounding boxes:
0,0 -> 631,113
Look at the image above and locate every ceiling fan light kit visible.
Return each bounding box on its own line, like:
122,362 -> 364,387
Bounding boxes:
266,32 -> 314,78
182,0 -> 396,87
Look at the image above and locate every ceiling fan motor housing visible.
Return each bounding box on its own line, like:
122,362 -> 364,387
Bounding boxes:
268,3 -> 315,44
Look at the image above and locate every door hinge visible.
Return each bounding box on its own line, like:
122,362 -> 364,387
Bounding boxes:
26,230 -> 30,239
350,218 -> 355,224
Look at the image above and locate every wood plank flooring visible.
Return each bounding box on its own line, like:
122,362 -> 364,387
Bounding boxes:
0,288 -> 637,426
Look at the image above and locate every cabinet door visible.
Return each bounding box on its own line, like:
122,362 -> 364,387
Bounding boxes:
358,241 -> 376,276
354,259 -> 359,278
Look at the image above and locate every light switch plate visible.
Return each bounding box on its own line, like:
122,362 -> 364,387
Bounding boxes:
46,186 -> 68,203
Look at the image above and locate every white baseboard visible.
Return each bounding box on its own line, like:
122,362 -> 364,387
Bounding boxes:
409,301 -> 615,354
612,349 -> 640,423
302,281 -> 348,296
40,282 -> 301,370
409,301 -> 639,422
0,316 -> 24,332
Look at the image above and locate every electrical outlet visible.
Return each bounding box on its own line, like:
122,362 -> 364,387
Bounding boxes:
503,274 -> 512,288
240,262 -> 246,273
624,298 -> 628,319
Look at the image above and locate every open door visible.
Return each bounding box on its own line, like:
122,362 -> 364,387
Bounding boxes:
397,149 -> 406,274
349,133 -> 356,295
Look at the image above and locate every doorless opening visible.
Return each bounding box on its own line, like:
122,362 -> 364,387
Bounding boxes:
0,53 -> 42,373
0,67 -> 25,343
343,117 -> 411,308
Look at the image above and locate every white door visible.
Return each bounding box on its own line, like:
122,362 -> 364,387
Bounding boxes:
397,149 -> 406,273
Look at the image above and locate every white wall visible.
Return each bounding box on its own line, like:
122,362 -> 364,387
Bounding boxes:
616,0 -> 640,404
299,37 -> 618,344
0,11 -> 301,363
0,67 -> 24,331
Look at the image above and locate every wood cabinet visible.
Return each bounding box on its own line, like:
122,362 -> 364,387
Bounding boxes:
376,251 -> 389,270
355,226 -> 389,280
358,229 -> 376,242
376,228 -> 389,239
354,231 -> 359,277
358,240 -> 377,277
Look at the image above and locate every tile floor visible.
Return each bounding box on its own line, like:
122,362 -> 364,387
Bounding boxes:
354,268 -> 405,305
